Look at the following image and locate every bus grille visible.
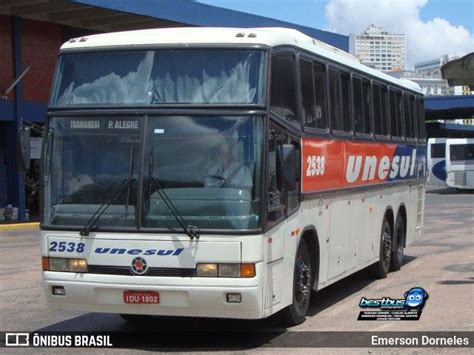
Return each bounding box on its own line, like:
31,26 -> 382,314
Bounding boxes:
454,172 -> 466,186
87,265 -> 195,277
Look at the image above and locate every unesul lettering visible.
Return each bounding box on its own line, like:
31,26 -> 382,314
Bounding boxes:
346,150 -> 417,183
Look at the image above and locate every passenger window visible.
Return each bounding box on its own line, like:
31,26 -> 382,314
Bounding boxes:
410,95 -> 418,139
380,86 -> 388,135
313,63 -> 327,130
362,79 -> 371,134
300,59 -> 316,127
271,54 -> 298,125
329,68 -> 342,131
393,90 -> 403,137
403,94 -> 412,138
353,77 -> 364,133
340,72 -> 351,132
373,84 -> 382,134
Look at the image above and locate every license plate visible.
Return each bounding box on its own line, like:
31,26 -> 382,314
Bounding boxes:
123,290 -> 160,304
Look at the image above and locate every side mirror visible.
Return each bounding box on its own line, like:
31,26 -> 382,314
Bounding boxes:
280,144 -> 297,191
17,126 -> 31,172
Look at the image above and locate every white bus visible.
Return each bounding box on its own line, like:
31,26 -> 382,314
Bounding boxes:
41,27 -> 426,325
427,138 -> 447,187
445,138 -> 474,190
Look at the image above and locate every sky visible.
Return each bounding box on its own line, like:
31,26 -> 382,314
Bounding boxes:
198,0 -> 474,68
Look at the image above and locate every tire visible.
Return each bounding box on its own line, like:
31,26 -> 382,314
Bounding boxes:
278,239 -> 313,326
390,214 -> 405,271
370,217 -> 392,279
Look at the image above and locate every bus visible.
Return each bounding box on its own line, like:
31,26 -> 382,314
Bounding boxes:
427,138 -> 447,187
40,27 -> 426,325
445,138 -> 474,190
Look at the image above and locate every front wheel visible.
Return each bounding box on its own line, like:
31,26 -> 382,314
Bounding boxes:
278,239 -> 313,326
370,217 -> 392,279
390,214 -> 405,271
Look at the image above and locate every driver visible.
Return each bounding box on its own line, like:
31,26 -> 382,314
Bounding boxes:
204,141 -> 252,189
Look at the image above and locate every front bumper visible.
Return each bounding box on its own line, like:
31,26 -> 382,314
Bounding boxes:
43,262 -> 264,319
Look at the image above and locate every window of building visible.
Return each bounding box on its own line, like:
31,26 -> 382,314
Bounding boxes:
270,54 -> 297,125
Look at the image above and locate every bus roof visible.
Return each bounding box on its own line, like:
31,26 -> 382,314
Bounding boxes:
61,27 -> 422,94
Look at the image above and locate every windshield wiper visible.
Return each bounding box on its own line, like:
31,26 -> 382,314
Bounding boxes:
149,176 -> 200,240
80,146 -> 136,236
79,177 -> 134,236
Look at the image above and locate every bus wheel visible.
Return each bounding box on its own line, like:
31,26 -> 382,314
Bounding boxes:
371,218 -> 392,279
390,215 -> 405,271
279,239 -> 312,326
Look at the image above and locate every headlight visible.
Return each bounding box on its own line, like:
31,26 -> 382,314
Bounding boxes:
196,263 -> 218,277
43,257 -> 88,273
196,263 -> 255,278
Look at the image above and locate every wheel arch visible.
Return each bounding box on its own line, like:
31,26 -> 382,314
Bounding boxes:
300,225 -> 320,289
384,206 -> 395,235
397,203 -> 408,247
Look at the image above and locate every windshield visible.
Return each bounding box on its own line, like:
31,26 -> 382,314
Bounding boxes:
51,49 -> 265,106
449,144 -> 474,162
43,116 -> 263,231
43,117 -> 141,228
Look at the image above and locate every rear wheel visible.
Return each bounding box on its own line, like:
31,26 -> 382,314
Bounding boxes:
390,214 -> 405,271
370,217 -> 392,279
278,239 -> 313,326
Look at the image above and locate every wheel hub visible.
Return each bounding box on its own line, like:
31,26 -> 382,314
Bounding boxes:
296,261 -> 311,303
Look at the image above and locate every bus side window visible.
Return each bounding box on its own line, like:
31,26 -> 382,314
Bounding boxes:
410,95 -> 418,139
340,72 -> 351,132
395,90 -> 403,137
362,79 -> 371,134
403,93 -> 412,139
373,83 -> 382,135
353,77 -> 364,133
300,59 -> 316,127
313,62 -> 328,130
271,54 -> 298,126
380,86 -> 388,136
329,68 -> 342,131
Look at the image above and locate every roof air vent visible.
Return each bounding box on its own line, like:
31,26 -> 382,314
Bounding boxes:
236,33 -> 245,37
247,33 -> 256,38
78,37 -> 88,42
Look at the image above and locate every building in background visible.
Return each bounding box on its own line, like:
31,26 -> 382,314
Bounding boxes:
389,53 -> 472,97
0,0 -> 348,221
349,24 -> 406,73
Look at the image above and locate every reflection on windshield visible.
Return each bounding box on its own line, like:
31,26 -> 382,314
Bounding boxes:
53,49 -> 265,106
144,116 -> 263,230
